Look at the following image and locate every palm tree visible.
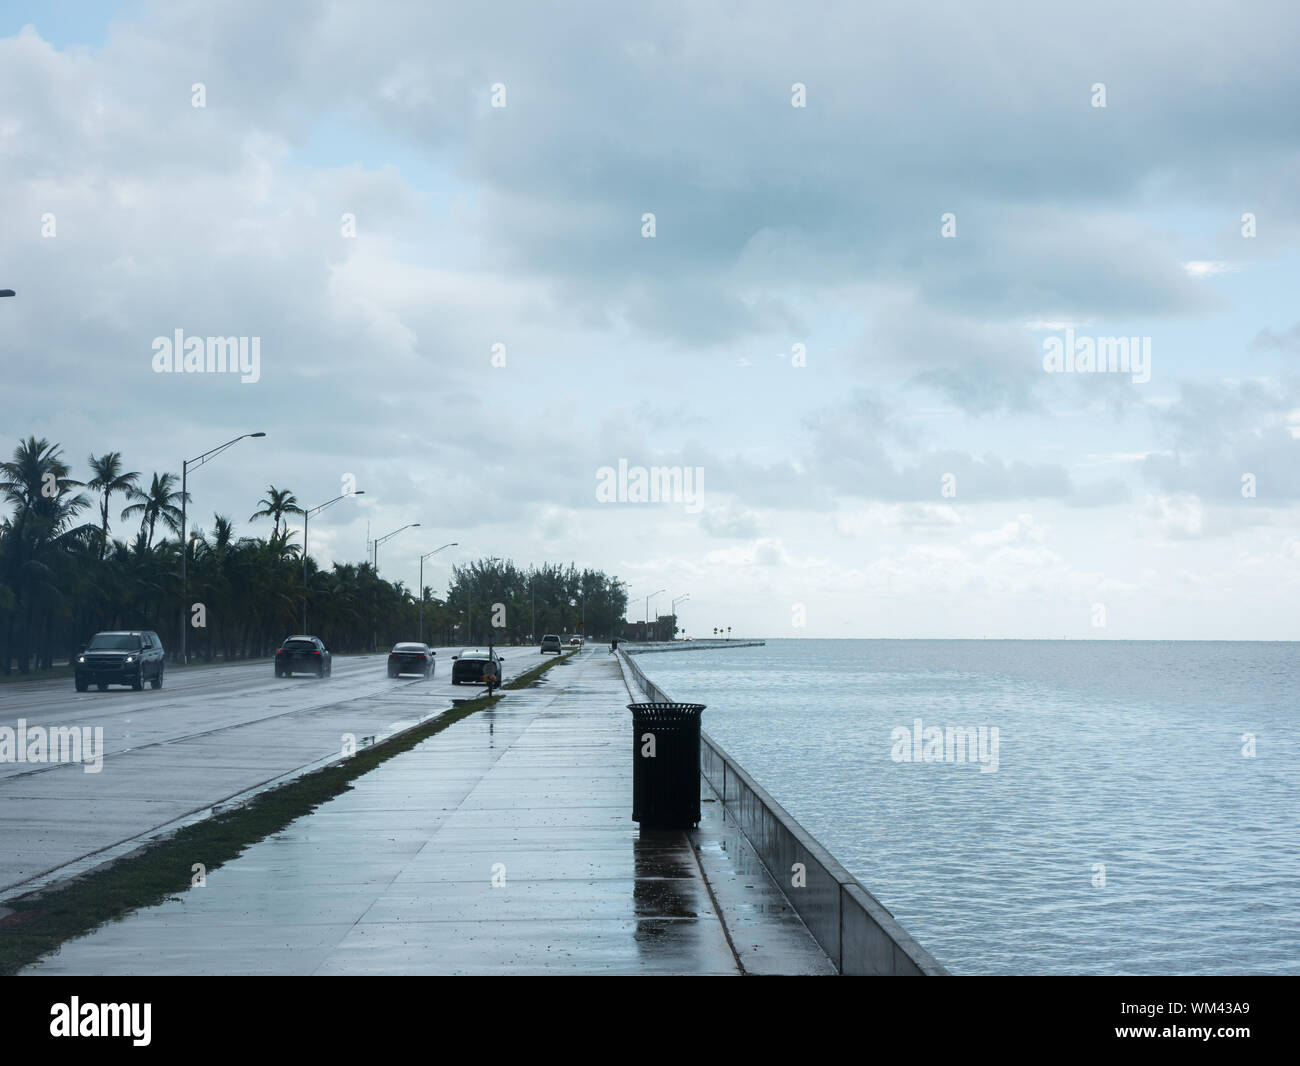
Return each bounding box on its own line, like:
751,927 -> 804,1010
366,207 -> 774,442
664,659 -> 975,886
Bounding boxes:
249,486 -> 304,541
209,514 -> 236,552
190,515 -> 240,661
86,452 -> 140,559
0,438 -> 93,672
0,436 -> 84,512
121,472 -> 187,548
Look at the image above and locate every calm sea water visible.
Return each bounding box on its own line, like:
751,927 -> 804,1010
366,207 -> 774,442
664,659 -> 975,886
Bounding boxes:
638,639 -> 1300,975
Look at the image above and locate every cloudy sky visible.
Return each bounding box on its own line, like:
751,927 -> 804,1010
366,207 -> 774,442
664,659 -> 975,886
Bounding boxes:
3,0 -> 1298,639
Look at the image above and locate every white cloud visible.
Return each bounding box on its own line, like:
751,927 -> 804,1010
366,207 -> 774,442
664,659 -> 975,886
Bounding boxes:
969,514 -> 1049,548
1182,261 -> 1241,278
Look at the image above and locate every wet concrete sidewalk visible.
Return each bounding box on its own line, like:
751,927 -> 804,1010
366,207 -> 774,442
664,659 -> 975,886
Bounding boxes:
25,651 -> 833,975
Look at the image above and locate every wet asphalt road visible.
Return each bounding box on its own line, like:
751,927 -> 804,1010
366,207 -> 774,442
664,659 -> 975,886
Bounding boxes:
0,645 -> 554,899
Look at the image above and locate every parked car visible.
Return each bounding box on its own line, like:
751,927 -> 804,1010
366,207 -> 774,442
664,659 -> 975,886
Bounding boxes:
540,634 -> 563,655
275,635 -> 332,678
388,642 -> 435,678
451,648 -> 506,684
75,630 -> 165,692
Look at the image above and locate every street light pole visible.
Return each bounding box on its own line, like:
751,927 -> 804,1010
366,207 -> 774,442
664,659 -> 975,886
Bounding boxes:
180,432 -> 265,664
371,523 -> 420,651
418,542 -> 457,643
646,588 -> 665,640
373,522 -> 420,573
671,594 -> 690,641
302,490 -> 365,631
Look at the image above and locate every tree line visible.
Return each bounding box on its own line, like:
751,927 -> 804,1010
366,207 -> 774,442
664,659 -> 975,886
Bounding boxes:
0,437 -> 631,674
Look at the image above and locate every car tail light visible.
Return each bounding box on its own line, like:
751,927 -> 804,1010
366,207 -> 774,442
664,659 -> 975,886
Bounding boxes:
313,650 -> 321,656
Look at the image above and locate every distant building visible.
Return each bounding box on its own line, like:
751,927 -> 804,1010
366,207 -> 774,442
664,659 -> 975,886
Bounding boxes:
622,615 -> 677,642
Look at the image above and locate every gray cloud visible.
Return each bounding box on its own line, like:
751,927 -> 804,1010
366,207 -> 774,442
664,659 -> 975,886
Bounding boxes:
1141,380 -> 1300,500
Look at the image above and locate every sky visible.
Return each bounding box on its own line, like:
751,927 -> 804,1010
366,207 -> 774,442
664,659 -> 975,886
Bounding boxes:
2,0 -> 1298,639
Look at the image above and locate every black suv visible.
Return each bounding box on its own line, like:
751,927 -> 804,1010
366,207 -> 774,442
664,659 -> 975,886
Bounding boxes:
275,635 -> 332,678
75,631 -> 165,691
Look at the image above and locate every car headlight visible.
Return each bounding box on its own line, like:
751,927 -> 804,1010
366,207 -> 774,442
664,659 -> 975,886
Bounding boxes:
76,656 -> 85,664
124,655 -> 135,663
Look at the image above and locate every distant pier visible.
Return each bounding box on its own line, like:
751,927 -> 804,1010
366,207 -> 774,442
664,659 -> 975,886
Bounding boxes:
622,639 -> 765,654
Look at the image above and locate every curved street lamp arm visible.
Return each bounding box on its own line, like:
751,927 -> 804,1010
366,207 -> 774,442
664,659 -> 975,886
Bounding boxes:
307,489 -> 365,519
186,431 -> 266,472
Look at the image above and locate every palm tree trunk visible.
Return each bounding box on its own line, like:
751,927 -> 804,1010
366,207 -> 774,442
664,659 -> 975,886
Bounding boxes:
100,495 -> 111,560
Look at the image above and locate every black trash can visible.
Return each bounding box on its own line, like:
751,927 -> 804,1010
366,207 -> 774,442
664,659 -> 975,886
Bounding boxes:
628,702 -> 707,829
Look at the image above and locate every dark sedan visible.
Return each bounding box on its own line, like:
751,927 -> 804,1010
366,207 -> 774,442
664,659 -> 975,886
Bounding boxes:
275,635 -> 332,678
388,642 -> 435,678
75,630 -> 165,691
451,648 -> 506,685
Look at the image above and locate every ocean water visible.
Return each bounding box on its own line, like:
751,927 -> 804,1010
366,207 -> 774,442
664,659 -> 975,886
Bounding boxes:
637,639 -> 1300,975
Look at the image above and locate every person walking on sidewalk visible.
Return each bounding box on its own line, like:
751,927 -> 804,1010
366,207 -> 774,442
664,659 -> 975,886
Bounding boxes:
610,637 -> 618,654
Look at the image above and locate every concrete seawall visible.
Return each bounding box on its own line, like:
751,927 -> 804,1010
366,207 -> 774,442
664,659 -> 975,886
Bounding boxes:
618,647 -> 948,976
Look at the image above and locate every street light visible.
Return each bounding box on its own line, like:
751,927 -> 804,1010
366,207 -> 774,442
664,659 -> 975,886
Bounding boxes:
672,594 -> 690,641
418,542 -> 458,643
180,432 -> 266,664
373,523 -> 420,572
645,588 -> 665,639
302,490 -> 365,631
371,523 -> 419,651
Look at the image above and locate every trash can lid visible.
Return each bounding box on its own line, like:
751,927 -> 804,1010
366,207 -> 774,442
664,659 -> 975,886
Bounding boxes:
627,702 -> 706,715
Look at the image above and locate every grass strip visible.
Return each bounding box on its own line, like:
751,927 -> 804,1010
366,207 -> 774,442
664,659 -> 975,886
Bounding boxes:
501,647 -> 574,689
0,649 -> 574,974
